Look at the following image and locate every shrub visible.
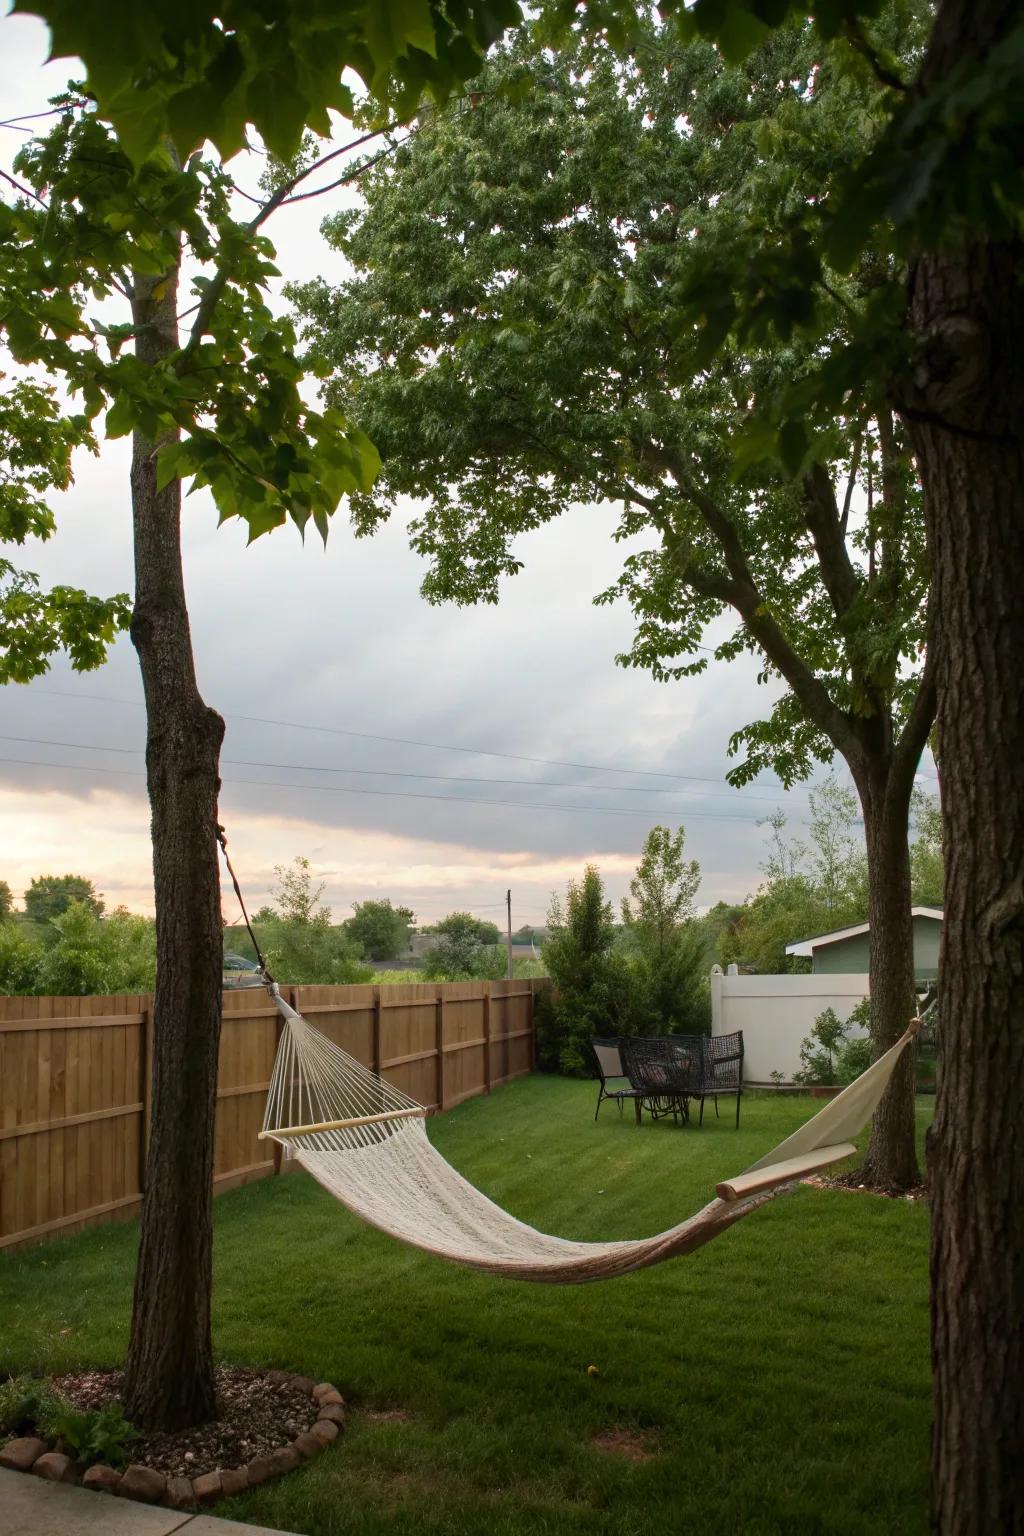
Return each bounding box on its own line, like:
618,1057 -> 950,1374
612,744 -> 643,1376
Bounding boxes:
0,1376 -> 137,1469
47,1400 -> 137,1469
0,1376 -> 60,1437
421,913 -> 504,980
0,923 -> 43,994
795,1005 -> 871,1087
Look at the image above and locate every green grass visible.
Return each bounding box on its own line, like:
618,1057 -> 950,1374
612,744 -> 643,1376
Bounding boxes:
0,1079 -> 932,1536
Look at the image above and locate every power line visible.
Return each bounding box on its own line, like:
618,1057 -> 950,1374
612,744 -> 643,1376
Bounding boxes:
0,753 -> 775,824
0,731 -> 799,807
33,687 -> 788,791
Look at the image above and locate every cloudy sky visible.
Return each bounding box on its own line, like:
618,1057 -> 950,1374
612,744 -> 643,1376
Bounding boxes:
0,13 -> 935,929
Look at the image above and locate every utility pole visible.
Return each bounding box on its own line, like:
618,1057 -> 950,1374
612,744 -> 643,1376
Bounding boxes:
506,888 -> 513,979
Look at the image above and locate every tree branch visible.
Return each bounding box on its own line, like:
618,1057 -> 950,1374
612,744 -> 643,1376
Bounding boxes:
180,120 -> 403,366
640,444 -> 863,763
801,460 -> 862,618
840,435 -> 862,534
891,603 -> 938,807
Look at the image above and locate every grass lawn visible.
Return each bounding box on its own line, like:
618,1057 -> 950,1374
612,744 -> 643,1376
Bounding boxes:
0,1077 -> 933,1536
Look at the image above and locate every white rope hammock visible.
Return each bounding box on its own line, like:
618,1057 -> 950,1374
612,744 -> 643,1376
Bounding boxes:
259,989 -> 919,1284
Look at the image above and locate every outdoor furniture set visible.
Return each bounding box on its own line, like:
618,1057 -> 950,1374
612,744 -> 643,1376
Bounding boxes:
589,1032 -> 744,1128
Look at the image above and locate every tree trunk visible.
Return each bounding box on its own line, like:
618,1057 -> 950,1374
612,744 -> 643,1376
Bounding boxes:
856,769 -> 920,1191
121,264 -> 226,1432
899,4 -> 1024,1528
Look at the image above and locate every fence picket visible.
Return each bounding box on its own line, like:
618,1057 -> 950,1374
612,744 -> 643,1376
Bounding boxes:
0,979 -> 540,1253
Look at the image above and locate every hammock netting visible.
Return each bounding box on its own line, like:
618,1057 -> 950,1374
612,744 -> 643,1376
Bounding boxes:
261,989 -> 917,1284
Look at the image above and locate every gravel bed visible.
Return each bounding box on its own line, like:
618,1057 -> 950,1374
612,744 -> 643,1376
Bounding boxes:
50,1365 -> 318,1478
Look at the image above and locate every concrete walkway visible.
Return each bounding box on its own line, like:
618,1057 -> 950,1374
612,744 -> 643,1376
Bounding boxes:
0,1468 -> 298,1536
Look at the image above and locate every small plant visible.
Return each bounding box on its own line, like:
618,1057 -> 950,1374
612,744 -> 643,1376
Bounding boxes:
0,1376 -> 137,1469
0,1376 -> 60,1437
47,1400 -> 138,1469
795,1005 -> 870,1087
769,1069 -> 786,1089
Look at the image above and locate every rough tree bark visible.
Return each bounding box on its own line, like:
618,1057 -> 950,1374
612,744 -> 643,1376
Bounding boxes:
121,259 -> 226,1431
901,6 -> 1024,1528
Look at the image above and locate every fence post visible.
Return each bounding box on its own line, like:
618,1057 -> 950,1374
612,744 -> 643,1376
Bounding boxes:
372,989 -> 382,1074
436,991 -> 446,1112
483,988 -> 492,1094
139,1002 -> 153,1199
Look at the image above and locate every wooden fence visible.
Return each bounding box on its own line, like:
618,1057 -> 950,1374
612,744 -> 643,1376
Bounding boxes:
0,979 -> 540,1254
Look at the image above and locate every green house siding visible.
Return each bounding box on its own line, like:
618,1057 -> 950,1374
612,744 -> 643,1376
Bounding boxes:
812,932 -> 872,975
810,915 -> 941,982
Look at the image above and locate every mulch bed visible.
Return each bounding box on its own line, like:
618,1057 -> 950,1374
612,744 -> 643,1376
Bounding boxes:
804,1174 -> 928,1202
51,1365 -> 317,1479
0,1367 -> 345,1510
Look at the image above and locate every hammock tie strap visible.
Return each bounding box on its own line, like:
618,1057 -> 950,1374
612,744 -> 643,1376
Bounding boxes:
216,822 -> 274,987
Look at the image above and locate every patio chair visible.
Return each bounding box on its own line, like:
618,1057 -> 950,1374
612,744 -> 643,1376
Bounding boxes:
692,1031 -> 745,1128
588,1037 -> 646,1121
620,1035 -> 701,1125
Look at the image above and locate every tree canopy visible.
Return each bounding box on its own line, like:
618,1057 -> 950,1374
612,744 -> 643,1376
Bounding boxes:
23,872 -> 104,925
423,911 -> 503,979
295,20 -> 932,793
345,897 -> 416,960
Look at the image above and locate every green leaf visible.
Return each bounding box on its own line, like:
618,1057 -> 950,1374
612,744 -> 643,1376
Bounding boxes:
104,394 -> 135,440
778,418 -> 809,476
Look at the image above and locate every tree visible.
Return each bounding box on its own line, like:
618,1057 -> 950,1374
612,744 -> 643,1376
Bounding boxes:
256,858 -> 371,986
723,779 -> 869,973
345,898 -> 415,960
622,826 -> 707,1033
539,866 -> 632,1075
581,3 -> 1020,1522
23,874 -> 104,925
4,0 -> 523,1435
295,22 -> 932,1191
0,881 -> 12,922
423,912 -> 502,979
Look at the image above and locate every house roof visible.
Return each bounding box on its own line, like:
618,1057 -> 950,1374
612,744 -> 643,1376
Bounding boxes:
785,907 -> 943,957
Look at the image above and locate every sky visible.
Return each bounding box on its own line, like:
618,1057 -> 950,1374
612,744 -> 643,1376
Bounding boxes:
0,13 -> 936,929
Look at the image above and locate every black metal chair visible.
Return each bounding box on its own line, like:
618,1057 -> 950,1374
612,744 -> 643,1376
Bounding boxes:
692,1031 -> 744,1128
620,1035 -> 701,1125
588,1037 -> 646,1121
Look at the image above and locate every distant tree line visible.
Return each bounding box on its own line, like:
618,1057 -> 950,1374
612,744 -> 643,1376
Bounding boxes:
2,787 -> 941,1000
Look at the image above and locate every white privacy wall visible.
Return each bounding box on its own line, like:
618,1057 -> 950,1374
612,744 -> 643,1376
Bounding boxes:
710,971 -> 870,1083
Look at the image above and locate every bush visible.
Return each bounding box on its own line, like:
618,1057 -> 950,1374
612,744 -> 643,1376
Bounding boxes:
47,1400 -> 137,1469
33,903 -> 156,995
0,1377 -> 137,1469
795,1005 -> 871,1087
0,903 -> 157,996
0,923 -> 43,994
0,1376 -> 60,1438
421,913 -> 505,980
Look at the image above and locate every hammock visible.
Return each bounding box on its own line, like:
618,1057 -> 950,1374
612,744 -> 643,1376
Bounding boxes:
258,989 -> 919,1285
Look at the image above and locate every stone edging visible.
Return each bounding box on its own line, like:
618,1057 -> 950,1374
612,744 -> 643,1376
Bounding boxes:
0,1375 -> 345,1510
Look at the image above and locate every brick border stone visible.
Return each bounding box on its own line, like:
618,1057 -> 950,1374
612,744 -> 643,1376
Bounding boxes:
0,1373 -> 345,1510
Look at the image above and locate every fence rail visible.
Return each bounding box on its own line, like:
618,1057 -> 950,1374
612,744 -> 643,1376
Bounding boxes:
0,979 -> 540,1254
